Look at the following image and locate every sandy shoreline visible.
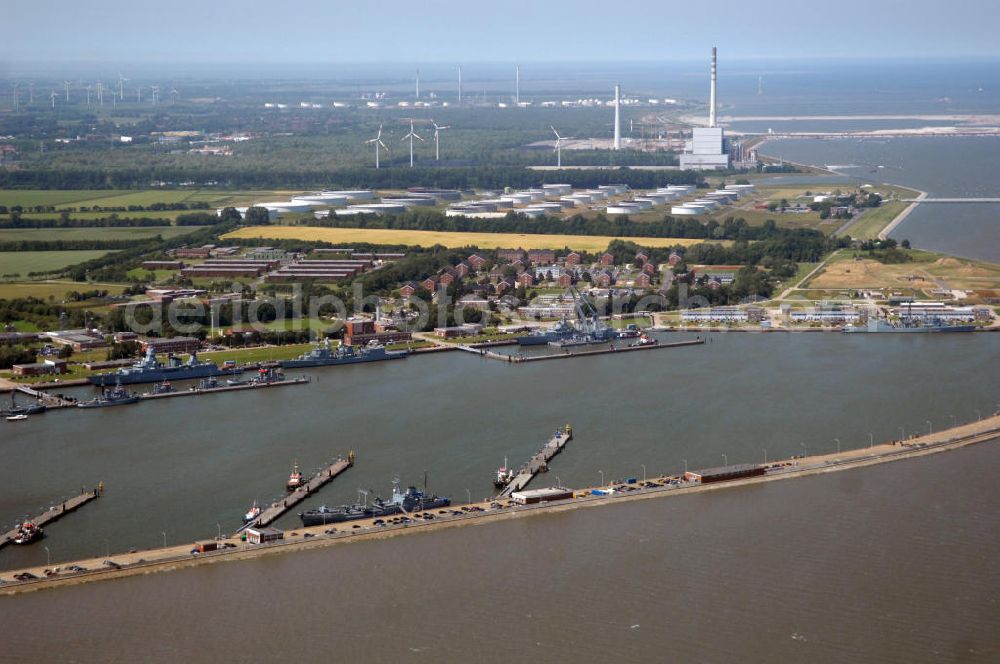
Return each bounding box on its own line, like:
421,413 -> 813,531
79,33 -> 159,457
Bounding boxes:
2,413 -> 997,597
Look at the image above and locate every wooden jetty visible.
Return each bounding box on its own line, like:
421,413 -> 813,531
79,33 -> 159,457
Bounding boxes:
498,426 -> 573,498
139,377 -> 309,402
238,452 -> 355,532
0,484 -> 103,549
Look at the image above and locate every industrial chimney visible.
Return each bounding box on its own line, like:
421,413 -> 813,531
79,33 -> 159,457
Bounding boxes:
613,84 -> 621,150
709,47 -> 718,128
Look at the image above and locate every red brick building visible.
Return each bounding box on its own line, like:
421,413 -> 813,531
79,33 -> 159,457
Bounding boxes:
634,272 -> 652,288
599,252 -> 615,266
565,251 -> 582,266
343,320 -> 412,346
528,249 -> 556,264
399,282 -> 418,297
467,254 -> 487,270
516,272 -> 535,287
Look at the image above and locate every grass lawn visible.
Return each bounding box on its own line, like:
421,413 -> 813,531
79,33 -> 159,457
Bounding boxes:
842,201 -> 908,240
191,343 -> 318,365
0,250 -> 116,277
0,227 -> 197,242
126,268 -> 179,282
0,188 -> 293,211
0,280 -> 128,300
224,226 -> 717,252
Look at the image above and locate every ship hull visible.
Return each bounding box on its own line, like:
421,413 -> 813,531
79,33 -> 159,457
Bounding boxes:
280,351 -> 406,369
77,396 -> 140,408
89,365 -> 227,386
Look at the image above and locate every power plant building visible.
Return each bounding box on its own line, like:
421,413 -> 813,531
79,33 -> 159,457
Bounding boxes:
680,47 -> 731,171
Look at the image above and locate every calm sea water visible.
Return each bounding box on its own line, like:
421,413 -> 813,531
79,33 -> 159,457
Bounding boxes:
0,429 -> 997,663
1,332 -> 997,574
761,136 -> 1000,262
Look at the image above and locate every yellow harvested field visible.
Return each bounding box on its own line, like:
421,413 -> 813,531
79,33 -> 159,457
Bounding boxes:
223,226 -> 713,251
808,256 -> 1000,291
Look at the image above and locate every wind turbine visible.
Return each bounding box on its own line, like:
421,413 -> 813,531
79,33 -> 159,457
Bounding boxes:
400,121 -> 424,168
118,73 -> 127,101
27,82 -> 34,105
415,68 -> 420,99
96,81 -> 104,105
150,86 -> 159,104
551,126 -> 571,168
85,84 -> 92,106
431,121 -> 450,161
49,90 -> 58,109
365,124 -> 389,169
169,87 -> 179,103
64,81 -> 71,103
136,87 -> 142,103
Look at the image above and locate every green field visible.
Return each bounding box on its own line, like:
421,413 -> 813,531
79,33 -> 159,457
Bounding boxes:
0,250 -> 115,277
0,280 -> 128,300
0,188 -> 298,210
841,201 -> 909,240
0,227 -> 198,242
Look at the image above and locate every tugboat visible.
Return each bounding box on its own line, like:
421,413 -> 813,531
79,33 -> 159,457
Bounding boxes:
299,479 -> 451,527
494,458 -> 515,488
77,381 -> 140,408
243,500 -> 261,523
12,521 -> 43,545
629,332 -> 658,347
286,462 -> 304,491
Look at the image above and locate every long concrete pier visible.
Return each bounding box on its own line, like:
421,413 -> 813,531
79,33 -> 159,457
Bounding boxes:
0,485 -> 103,550
237,453 -> 354,532
498,425 -> 573,497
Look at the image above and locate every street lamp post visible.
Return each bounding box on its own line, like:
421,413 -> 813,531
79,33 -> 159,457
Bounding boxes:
869,432 -> 874,448
975,409 -> 982,421
834,438 -> 841,454
682,459 -> 688,474
161,531 -> 167,549
44,546 -> 50,567
465,488 -> 471,504
800,442 -> 807,458
899,426 -> 905,441
641,464 -> 646,483
599,470 -> 605,487
216,523 -> 222,540
950,414 -> 957,428
555,476 -> 562,488
721,453 -> 728,466
926,420 -> 932,435
762,448 -> 767,464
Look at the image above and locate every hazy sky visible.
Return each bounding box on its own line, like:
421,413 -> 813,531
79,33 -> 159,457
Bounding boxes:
4,0 -> 999,63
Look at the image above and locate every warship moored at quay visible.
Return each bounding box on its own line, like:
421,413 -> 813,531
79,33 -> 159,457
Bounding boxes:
279,338 -> 407,368
299,479 -> 450,527
89,347 -> 233,386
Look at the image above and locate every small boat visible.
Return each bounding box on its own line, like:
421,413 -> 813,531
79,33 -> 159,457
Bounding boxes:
151,380 -> 173,395
243,501 -> 261,523
494,457 -> 514,488
6,414 -> 28,422
630,332 -> 658,347
12,522 -> 43,545
287,462 -> 304,491
226,378 -> 249,386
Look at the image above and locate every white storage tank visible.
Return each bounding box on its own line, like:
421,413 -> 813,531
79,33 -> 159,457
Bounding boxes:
322,190 -> 375,201
607,204 -> 641,215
